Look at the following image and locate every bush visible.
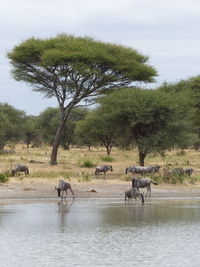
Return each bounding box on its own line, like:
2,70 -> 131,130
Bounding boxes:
163,172 -> 186,184
0,171 -> 10,183
80,160 -> 95,168
188,176 -> 200,184
150,174 -> 163,184
101,156 -> 114,162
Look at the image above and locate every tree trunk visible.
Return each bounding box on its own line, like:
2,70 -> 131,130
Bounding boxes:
50,103 -> 75,165
106,144 -> 112,155
50,121 -> 66,165
139,151 -> 146,166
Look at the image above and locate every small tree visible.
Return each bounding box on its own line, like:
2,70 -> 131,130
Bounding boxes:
8,34 -> 157,164
75,108 -> 117,155
23,115 -> 39,149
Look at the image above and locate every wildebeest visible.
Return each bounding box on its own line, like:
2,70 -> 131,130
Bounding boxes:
164,167 -> 193,177
95,165 -> 113,175
11,164 -> 29,176
165,167 -> 184,176
131,177 -> 158,197
55,179 -> 75,199
125,165 -> 160,175
185,168 -> 193,176
124,187 -> 144,204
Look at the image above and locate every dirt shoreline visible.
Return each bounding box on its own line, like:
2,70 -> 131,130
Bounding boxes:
1,179 -> 200,199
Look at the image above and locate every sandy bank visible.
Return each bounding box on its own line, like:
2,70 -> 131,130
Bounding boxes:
1,179 -> 200,199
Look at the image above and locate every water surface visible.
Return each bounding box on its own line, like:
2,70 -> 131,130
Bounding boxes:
0,198 -> 200,267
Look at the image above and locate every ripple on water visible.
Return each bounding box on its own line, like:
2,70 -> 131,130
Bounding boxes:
0,198 -> 200,267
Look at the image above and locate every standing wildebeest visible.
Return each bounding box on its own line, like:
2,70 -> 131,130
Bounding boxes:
125,165 -> 160,175
11,164 -> 29,176
124,187 -> 144,204
55,179 -> 75,199
125,166 -> 147,175
95,165 -> 113,175
131,177 -> 158,197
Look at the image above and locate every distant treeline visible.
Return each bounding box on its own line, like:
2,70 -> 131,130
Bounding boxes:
1,76 -> 200,165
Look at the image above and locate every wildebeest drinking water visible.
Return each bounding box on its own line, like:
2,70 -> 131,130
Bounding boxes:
55,179 -> 75,199
95,165 -> 113,175
124,187 -> 144,204
11,164 -> 29,176
131,177 -> 158,197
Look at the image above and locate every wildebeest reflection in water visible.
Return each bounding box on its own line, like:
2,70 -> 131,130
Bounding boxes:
57,198 -> 75,230
58,198 -> 75,211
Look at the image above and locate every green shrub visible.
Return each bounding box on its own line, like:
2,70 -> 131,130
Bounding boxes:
163,172 -> 185,184
150,175 -> 163,184
0,171 -> 10,183
80,160 -> 95,168
188,176 -> 200,184
101,156 -> 114,162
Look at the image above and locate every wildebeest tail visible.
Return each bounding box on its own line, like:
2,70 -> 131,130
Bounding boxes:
152,181 -> 158,185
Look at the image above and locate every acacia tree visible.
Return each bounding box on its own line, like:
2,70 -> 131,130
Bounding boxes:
99,88 -> 193,166
75,108 -> 117,155
8,34 -> 157,165
159,76 -> 200,147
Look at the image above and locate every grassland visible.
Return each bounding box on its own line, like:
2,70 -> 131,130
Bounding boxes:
0,144 -> 200,198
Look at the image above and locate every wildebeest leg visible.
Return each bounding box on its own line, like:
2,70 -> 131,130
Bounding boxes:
145,186 -> 149,197
149,185 -> 151,197
64,190 -> 68,200
60,191 -> 64,200
138,193 -> 144,204
69,187 -> 75,198
136,187 -> 140,195
146,185 -> 151,197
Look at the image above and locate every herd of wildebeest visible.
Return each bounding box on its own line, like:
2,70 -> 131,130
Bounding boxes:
9,163 -> 194,204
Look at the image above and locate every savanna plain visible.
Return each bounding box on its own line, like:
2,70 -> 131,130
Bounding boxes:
1,145 -> 200,199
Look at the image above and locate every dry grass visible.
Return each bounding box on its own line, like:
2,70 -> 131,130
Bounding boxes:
0,144 -> 200,184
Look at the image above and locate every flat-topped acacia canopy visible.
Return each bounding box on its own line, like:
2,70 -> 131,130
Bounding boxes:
8,34 -> 157,165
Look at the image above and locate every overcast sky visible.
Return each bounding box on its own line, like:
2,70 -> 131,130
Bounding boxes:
1,0 -> 200,115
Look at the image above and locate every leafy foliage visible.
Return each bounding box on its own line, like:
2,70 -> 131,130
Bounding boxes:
0,103 -> 26,150
75,107 -> 117,155
0,171 -> 10,183
80,160 -> 96,168
8,34 -> 157,164
36,106 -> 88,148
98,87 -> 193,165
